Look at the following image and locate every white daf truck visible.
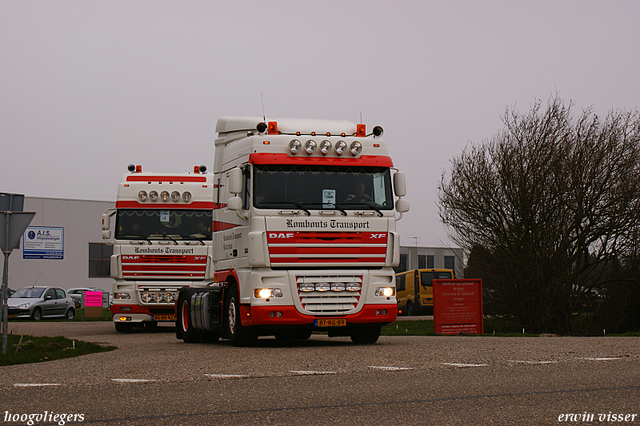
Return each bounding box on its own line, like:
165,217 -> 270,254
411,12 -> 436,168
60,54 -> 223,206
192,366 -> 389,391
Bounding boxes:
102,164 -> 214,332
176,117 -> 409,345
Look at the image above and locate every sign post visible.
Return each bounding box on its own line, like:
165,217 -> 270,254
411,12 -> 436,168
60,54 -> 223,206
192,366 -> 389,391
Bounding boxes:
84,291 -> 104,318
1,210 -> 37,355
433,279 -> 484,335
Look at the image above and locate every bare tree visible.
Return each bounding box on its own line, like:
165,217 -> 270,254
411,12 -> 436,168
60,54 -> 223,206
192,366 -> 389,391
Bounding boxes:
438,97 -> 640,333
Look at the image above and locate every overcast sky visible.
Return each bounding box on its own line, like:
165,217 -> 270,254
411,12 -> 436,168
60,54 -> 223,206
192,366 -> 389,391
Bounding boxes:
2,0 -> 639,247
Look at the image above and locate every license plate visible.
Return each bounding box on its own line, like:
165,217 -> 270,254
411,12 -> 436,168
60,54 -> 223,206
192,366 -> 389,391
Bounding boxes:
316,319 -> 347,327
152,314 -> 175,321
8,315 -> 14,319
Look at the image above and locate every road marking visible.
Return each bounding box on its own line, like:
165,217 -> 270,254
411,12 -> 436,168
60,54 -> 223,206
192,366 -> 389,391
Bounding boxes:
290,370 -> 337,375
368,366 -> 415,371
508,360 -> 559,365
204,374 -> 248,379
442,363 -> 488,368
14,383 -> 61,387
111,379 -> 156,383
582,357 -> 623,361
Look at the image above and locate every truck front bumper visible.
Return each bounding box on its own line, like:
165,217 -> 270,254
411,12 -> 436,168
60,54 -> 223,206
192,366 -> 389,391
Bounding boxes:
241,304 -> 397,327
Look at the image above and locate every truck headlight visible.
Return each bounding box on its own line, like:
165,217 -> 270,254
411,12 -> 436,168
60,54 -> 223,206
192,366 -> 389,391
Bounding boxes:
349,141 -> 363,156
319,140 -> 332,155
289,139 -> 302,154
255,288 -> 283,299
304,140 -> 317,155
346,282 -> 362,292
331,283 -> 346,292
299,283 -> 315,292
335,140 -> 347,156
375,287 -> 395,297
114,293 -> 131,300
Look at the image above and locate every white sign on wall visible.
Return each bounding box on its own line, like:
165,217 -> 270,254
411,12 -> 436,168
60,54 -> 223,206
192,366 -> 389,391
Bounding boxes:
23,226 -> 64,260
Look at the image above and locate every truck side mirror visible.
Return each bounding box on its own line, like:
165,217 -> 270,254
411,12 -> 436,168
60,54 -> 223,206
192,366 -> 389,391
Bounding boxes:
395,198 -> 410,214
229,167 -> 243,195
393,171 -> 406,197
227,196 -> 243,211
102,230 -> 112,240
101,213 -> 111,231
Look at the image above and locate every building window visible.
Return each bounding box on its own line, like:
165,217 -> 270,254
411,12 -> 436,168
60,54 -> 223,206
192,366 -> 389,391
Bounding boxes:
444,256 -> 455,271
427,255 -> 435,269
89,243 -> 112,278
395,253 -> 408,273
418,255 -> 426,269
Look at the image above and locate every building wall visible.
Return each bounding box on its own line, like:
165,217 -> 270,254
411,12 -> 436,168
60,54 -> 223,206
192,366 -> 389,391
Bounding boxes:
397,246 -> 465,278
6,197 -> 114,293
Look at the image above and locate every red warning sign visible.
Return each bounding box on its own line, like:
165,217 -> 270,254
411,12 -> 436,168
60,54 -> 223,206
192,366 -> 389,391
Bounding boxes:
433,279 -> 484,335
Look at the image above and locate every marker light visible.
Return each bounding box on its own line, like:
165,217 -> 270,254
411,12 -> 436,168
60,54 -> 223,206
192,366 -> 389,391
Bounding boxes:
319,140 -> 332,155
171,191 -> 180,202
268,121 -> 278,135
161,191 -> 170,202
289,139 -> 302,154
349,141 -> 363,156
138,191 -> 148,201
335,140 -> 347,156
304,140 -> 317,155
182,191 -> 192,202
149,191 -> 159,202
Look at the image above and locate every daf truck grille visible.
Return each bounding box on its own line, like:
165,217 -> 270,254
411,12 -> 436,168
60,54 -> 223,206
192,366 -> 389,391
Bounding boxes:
121,255 -> 207,279
268,232 -> 387,268
296,275 -> 363,315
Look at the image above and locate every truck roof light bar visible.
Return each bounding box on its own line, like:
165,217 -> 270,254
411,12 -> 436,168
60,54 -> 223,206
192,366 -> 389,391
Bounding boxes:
127,164 -> 143,173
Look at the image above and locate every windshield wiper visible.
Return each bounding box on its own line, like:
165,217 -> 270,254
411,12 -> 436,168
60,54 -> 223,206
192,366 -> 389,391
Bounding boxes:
126,234 -> 152,245
341,202 -> 384,217
163,233 -> 179,245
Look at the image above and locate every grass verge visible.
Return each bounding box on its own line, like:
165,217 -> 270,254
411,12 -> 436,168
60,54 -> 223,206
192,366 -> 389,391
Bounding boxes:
0,334 -> 116,366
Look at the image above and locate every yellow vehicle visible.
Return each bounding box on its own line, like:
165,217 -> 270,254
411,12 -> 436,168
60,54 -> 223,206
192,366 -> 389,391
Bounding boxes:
396,269 -> 455,315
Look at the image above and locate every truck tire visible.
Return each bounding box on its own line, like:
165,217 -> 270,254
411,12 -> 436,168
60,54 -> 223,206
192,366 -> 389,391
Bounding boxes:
350,325 -> 381,344
226,285 -> 257,347
115,322 -> 132,332
177,293 -> 202,343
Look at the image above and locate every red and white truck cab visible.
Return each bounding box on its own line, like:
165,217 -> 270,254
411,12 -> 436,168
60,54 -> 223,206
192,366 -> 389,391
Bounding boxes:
102,164 -> 213,332
176,117 -> 409,345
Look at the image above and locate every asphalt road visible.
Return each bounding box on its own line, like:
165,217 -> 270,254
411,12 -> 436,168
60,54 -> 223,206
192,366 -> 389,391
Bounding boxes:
0,322 -> 639,426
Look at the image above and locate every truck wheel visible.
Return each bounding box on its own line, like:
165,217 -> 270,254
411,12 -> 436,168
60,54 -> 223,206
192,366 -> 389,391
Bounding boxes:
115,322 -> 132,332
350,325 -> 381,344
177,295 -> 201,343
226,285 -> 257,347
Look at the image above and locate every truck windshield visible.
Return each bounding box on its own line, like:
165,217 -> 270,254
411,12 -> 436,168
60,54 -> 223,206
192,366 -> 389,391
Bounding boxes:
253,165 -> 393,211
114,209 -> 212,240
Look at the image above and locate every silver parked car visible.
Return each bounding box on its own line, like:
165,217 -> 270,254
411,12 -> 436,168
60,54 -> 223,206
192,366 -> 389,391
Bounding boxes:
8,286 -> 76,320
